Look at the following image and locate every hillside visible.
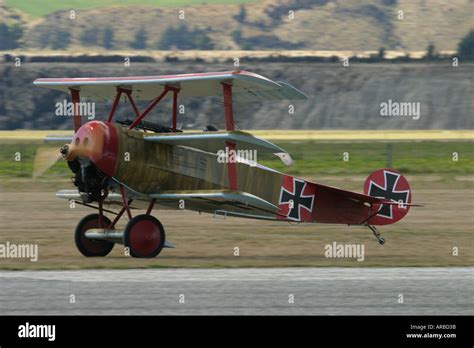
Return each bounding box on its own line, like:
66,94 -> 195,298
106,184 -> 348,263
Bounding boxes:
1,0 -> 473,51
0,61 -> 471,130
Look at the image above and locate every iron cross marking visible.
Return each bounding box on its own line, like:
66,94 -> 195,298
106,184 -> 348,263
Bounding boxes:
280,179 -> 314,220
368,171 -> 409,218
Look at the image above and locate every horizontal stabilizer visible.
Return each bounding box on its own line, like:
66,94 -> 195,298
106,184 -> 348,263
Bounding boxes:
378,201 -> 423,207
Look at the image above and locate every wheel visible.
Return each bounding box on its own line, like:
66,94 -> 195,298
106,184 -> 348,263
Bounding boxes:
124,214 -> 165,258
378,237 -> 385,245
75,213 -> 114,257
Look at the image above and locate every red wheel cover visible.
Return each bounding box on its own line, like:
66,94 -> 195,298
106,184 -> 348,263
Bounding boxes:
129,219 -> 162,256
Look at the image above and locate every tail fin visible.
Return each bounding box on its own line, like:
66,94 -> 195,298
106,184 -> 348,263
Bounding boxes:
363,168 -> 412,225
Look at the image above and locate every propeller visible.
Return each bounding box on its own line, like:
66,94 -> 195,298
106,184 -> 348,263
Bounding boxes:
32,146 -> 62,179
32,140 -> 93,178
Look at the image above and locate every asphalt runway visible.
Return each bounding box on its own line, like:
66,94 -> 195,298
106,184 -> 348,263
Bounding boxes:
0,268 -> 472,315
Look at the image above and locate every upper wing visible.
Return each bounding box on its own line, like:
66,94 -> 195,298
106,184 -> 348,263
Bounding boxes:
33,70 -> 307,102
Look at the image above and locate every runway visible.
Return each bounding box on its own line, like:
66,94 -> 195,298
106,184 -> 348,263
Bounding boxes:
0,268 -> 472,315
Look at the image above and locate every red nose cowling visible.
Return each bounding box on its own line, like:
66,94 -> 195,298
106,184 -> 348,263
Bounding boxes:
71,121 -> 118,177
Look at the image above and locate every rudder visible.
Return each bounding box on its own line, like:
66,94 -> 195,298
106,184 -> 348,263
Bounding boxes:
363,168 -> 412,225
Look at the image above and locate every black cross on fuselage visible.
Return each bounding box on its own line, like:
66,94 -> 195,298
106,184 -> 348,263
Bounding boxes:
280,179 -> 314,220
368,171 -> 409,218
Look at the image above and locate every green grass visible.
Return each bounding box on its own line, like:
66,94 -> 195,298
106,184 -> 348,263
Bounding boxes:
0,141 -> 69,178
259,141 -> 474,176
5,0 -> 254,18
0,139 -> 472,178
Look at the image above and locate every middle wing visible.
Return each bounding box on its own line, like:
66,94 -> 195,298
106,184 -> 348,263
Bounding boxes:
144,130 -> 292,165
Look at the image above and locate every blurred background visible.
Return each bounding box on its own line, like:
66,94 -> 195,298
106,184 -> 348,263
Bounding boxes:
0,0 -> 473,130
0,0 -> 472,269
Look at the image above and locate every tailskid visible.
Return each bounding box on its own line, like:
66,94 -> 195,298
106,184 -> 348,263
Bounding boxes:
367,224 -> 385,245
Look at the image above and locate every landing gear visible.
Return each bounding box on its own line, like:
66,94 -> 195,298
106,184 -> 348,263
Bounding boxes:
367,225 -> 385,245
73,186 -> 166,258
124,214 -> 165,258
75,213 -> 114,256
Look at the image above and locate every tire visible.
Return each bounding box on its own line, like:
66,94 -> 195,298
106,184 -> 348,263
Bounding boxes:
75,213 -> 114,257
124,214 -> 165,258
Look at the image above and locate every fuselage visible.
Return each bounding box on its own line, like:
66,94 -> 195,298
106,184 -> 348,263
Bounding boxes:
67,120 -> 410,226
69,120 -> 285,210
112,122 -> 284,204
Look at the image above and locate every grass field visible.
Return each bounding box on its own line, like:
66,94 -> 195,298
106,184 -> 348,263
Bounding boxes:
0,130 -> 472,269
5,0 -> 254,18
0,186 -> 472,269
0,131 -> 472,178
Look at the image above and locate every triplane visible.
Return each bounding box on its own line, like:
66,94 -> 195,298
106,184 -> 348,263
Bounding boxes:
34,71 -> 417,258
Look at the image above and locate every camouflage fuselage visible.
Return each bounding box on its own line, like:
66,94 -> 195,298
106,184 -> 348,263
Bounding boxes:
113,125 -> 283,205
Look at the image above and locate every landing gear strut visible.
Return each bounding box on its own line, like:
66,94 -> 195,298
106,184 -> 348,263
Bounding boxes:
73,186 -> 166,258
367,225 -> 385,245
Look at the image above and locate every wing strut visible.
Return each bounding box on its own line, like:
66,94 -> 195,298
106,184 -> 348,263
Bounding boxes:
107,87 -> 123,122
70,88 -> 82,131
222,82 -> 234,131
102,86 -> 181,130
127,85 -> 180,130
222,82 -> 237,190
172,89 -> 179,132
